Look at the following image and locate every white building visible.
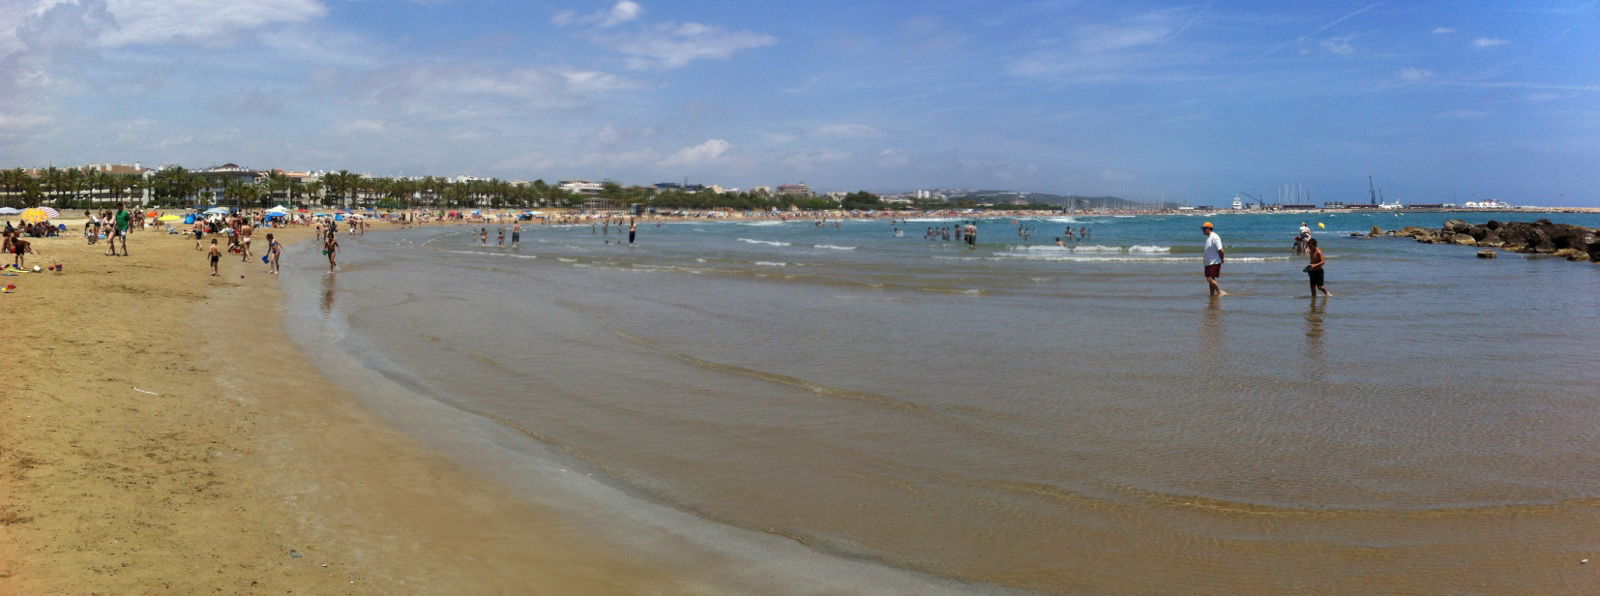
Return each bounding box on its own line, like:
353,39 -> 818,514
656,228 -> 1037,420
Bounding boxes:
559,180 -> 605,195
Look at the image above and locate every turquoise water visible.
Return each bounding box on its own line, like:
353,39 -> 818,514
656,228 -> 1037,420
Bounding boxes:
283,211 -> 1600,593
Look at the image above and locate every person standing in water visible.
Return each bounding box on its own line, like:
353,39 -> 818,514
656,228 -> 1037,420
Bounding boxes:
325,233 -> 340,271
1306,237 -> 1331,297
511,222 -> 522,247
628,219 -> 637,245
965,222 -> 977,249
1202,221 -> 1226,296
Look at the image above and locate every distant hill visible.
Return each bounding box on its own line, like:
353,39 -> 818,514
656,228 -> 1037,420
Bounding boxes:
955,190 -> 1150,210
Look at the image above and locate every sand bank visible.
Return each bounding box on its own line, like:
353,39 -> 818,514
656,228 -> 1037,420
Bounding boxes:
0,223 -> 684,593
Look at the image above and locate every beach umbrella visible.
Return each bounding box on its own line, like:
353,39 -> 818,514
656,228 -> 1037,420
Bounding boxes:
204,206 -> 231,215
266,205 -> 289,213
0,207 -> 19,215
159,214 -> 182,221
33,206 -> 60,218
20,208 -> 53,223
145,211 -> 158,217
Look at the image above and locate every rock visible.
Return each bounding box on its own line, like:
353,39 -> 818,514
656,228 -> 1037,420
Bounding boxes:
1444,219 -> 1472,233
1350,232 -> 1363,237
1451,233 -> 1477,245
1553,248 -> 1588,261
1368,225 -> 1384,237
1394,227 -> 1428,238
1477,249 -> 1496,259
1480,238 -> 1505,248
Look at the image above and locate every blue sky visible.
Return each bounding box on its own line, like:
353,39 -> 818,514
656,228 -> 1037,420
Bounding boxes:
1,0 -> 1596,205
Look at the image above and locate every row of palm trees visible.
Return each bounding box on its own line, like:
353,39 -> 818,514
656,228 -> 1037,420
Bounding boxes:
0,166 -> 148,209
1,165 -> 869,212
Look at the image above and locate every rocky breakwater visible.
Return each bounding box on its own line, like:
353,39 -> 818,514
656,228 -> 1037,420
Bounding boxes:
1390,219 -> 1600,263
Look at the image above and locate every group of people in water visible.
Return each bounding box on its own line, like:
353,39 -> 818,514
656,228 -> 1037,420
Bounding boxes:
1200,220 -> 1331,298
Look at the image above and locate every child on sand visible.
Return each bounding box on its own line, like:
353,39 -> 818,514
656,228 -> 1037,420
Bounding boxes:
208,239 -> 221,276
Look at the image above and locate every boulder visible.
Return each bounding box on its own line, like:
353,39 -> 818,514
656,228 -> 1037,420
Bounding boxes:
1443,219 -> 1472,233
1368,225 -> 1384,237
1451,233 -> 1477,245
1553,248 -> 1588,261
1394,227 -> 1427,238
1477,249 -> 1496,259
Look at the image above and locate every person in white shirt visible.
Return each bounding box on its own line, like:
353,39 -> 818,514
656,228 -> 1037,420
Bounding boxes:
1202,221 -> 1226,296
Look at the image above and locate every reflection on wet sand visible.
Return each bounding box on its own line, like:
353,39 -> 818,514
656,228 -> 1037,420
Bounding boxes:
1303,296 -> 1327,380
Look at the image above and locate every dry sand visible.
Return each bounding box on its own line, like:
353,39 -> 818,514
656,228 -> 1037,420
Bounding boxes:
0,222 -> 687,593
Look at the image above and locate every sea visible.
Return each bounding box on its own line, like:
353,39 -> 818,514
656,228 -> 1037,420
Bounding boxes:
281,211 -> 1600,593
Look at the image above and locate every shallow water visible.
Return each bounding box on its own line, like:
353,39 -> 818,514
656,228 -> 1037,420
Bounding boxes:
284,212 -> 1600,592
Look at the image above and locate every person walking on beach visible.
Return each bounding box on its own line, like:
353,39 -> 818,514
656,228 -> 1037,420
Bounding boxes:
193,219 -> 205,250
238,219 -> 253,262
207,239 -> 221,276
1306,237 -> 1331,297
1202,221 -> 1226,296
108,203 -> 130,257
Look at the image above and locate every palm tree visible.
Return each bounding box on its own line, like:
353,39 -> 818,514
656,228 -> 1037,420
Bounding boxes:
302,180 -> 323,209
265,171 -> 292,207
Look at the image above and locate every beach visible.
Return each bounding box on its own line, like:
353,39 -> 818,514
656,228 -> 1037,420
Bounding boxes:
0,222 -> 685,593
6,211 -> 1600,593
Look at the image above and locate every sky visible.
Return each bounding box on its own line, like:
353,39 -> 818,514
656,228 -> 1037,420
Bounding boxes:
0,0 -> 1597,205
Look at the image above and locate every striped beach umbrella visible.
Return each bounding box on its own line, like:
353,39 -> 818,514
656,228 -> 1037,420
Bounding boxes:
20,208 -> 53,223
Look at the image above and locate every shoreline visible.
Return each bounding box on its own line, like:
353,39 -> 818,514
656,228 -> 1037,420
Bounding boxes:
0,223 -> 685,592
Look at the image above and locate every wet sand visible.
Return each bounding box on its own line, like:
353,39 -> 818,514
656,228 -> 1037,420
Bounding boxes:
0,223 -> 684,593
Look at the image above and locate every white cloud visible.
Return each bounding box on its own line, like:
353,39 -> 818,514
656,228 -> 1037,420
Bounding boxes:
1320,34 -> 1356,55
552,0 -> 642,29
876,149 -> 908,168
1074,23 -> 1171,53
0,111 -> 51,130
1430,27 -> 1455,35
600,21 -> 776,70
781,150 -> 851,171
80,0 -> 327,47
814,123 -> 886,138
335,62 -> 639,116
1473,37 -> 1510,48
495,148 -> 658,172
335,119 -> 388,136
1396,67 -> 1434,81
659,139 -> 730,167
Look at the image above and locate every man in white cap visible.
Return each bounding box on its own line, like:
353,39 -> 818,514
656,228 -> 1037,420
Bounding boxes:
1202,221 -> 1226,296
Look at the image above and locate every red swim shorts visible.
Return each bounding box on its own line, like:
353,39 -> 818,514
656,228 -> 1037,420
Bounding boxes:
1204,263 -> 1222,278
